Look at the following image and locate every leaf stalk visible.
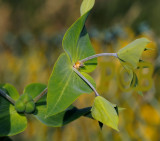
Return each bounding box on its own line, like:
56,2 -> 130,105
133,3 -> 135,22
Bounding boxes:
80,53 -> 118,63
0,89 -> 15,105
73,67 -> 99,97
33,87 -> 48,103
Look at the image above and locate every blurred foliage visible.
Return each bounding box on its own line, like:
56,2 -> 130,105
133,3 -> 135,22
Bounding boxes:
0,0 -> 160,141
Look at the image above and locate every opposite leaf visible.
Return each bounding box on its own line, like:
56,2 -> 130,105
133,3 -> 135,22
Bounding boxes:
23,83 -> 92,126
117,38 -> 150,70
0,84 -> 27,136
91,96 -> 119,131
23,83 -> 47,102
35,103 -> 91,127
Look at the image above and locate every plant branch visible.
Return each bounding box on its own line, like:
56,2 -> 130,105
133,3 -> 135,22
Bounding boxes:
80,53 -> 118,63
0,89 -> 15,105
73,67 -> 99,96
34,87 -> 48,103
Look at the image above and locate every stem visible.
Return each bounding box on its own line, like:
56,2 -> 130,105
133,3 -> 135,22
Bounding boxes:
0,89 -> 15,105
73,67 -> 99,97
34,87 -> 48,103
80,53 -> 118,63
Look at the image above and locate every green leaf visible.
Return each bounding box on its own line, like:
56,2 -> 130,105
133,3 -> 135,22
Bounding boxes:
0,84 -> 27,136
47,53 -> 96,116
80,0 -> 95,16
47,0 -> 97,117
77,27 -> 97,73
117,38 -> 150,70
130,71 -> 138,88
137,91 -> 144,96
23,83 -> 47,101
34,102 -> 91,127
91,96 -> 119,131
23,83 -> 92,126
15,83 -> 46,114
62,2 -> 97,73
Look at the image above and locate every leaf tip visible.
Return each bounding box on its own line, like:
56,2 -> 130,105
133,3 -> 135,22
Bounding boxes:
137,91 -> 144,96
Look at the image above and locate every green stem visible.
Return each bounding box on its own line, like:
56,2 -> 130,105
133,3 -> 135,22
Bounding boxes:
33,87 -> 48,103
80,53 -> 118,63
0,89 -> 15,105
73,67 -> 99,97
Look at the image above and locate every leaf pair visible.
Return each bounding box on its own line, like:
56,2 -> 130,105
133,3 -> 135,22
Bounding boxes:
117,38 -> 150,92
0,83 -> 91,136
46,0 -> 120,131
47,0 -> 97,117
91,96 -> 119,131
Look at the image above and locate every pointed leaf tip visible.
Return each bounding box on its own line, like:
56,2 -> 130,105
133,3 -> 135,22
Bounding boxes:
91,96 -> 119,131
117,38 -> 151,70
47,54 -> 96,117
80,0 -> 95,16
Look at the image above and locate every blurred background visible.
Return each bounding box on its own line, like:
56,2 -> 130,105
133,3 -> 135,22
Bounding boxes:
0,0 -> 160,140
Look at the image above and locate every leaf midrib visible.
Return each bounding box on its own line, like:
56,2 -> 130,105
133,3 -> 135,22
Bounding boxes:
99,100 -> 116,125
50,70 -> 73,114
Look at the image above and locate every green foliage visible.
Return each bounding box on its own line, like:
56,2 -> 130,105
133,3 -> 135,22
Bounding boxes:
91,96 -> 119,131
47,53 -> 96,116
15,101 -> 25,113
34,104 -> 91,127
47,0 -> 97,117
117,38 -> 150,70
15,94 -> 35,113
0,84 -> 27,136
23,83 -> 92,127
80,0 -> 95,16
0,0 -> 153,137
117,38 -> 150,95
25,101 -> 35,114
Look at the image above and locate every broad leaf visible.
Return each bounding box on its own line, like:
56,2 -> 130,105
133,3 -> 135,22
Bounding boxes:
34,103 -> 91,127
47,0 -> 97,117
0,84 -> 27,136
117,38 -> 150,69
62,1 -> 97,73
23,83 -> 92,126
80,0 -> 95,16
47,53 -> 96,116
23,83 -> 47,101
15,83 -> 47,114
91,96 -> 119,131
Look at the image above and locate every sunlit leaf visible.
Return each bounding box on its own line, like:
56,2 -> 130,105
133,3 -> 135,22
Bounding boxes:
91,96 -> 119,131
47,53 -> 96,116
34,103 -> 91,127
0,84 -> 27,136
80,0 -> 95,16
23,83 -> 92,126
23,83 -> 47,101
137,91 -> 144,96
47,0 -> 97,117
117,38 -> 150,69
